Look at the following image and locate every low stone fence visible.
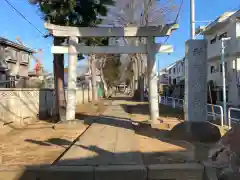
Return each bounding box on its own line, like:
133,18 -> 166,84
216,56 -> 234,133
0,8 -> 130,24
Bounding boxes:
0,87 -> 92,128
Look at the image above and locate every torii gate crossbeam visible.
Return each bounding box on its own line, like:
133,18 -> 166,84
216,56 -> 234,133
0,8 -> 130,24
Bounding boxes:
45,23 -> 178,124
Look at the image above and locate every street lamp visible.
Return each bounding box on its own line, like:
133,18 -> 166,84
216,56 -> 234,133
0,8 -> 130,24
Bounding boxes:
221,37 -> 231,124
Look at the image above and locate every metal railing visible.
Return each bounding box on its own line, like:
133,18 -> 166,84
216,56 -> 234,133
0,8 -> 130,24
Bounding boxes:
159,96 -> 184,108
207,104 -> 224,127
159,96 -> 224,126
228,107 -> 240,129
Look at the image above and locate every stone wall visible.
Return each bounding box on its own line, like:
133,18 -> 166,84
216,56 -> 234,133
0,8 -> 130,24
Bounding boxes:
0,87 -> 92,128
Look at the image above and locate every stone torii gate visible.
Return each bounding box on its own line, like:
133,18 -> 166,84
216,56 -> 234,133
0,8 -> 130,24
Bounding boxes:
45,23 -> 178,124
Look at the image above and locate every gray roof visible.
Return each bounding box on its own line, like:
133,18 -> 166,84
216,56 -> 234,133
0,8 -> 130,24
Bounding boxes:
0,37 -> 35,53
201,10 -> 240,35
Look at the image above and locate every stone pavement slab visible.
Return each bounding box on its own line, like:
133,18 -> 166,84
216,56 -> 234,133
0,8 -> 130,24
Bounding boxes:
57,101 -> 142,166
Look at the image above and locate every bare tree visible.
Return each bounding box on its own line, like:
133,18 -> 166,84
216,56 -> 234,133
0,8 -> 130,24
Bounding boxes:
99,0 -> 178,122
99,0 -> 177,95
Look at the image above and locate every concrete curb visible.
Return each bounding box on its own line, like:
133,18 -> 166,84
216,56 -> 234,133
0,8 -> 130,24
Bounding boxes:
148,163 -> 204,180
95,165 -> 147,180
0,166 -> 94,180
0,163 -> 206,180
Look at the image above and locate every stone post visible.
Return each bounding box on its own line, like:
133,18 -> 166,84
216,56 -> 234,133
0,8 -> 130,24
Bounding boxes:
169,40 -> 221,142
66,36 -> 78,121
147,36 -> 159,125
185,40 -> 207,122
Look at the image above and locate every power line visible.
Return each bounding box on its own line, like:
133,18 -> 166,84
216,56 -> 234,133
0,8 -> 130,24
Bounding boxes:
4,0 -> 45,36
162,0 -> 184,45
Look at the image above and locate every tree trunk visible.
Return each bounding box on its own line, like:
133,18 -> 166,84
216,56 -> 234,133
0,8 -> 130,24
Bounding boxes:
90,54 -> 98,103
100,62 -> 108,97
66,36 -> 78,121
53,38 -> 66,121
138,54 -> 145,102
134,57 -> 139,91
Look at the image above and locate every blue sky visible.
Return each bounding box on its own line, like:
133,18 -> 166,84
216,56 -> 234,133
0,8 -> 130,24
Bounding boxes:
157,0 -> 240,69
0,0 -> 240,73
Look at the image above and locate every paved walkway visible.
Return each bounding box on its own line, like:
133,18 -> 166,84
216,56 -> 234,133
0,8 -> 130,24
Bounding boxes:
57,100 -> 143,166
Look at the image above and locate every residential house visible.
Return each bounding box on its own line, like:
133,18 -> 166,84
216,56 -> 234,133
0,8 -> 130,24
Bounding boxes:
167,58 -> 185,85
158,68 -> 169,85
201,10 -> 240,106
0,37 -> 34,87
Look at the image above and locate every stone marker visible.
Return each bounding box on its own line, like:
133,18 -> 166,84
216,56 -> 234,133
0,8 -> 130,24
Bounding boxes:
185,39 -> 207,122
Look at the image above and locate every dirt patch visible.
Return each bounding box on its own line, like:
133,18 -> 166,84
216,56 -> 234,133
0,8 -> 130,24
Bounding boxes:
125,103 -> 184,123
0,100 -> 109,168
75,101 -> 109,119
0,122 -> 87,168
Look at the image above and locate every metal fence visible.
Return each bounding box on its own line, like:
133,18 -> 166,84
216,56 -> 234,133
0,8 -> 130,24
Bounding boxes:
228,107 -> 240,128
159,96 -> 240,128
159,96 -> 224,126
207,104 -> 224,127
159,96 -> 184,108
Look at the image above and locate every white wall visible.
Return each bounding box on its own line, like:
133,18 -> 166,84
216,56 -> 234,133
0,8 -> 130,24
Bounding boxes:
207,56 -> 240,105
205,20 -> 238,60
236,22 -> 240,38
158,72 -> 168,84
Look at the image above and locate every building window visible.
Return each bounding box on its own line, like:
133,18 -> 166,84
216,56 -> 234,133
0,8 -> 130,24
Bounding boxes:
173,68 -> 176,74
233,59 -> 236,71
219,89 -> 228,102
210,66 -> 215,74
237,21 -> 240,38
169,68 -> 171,74
210,36 -> 217,44
220,62 -> 227,72
219,32 -> 228,40
173,79 -> 176,85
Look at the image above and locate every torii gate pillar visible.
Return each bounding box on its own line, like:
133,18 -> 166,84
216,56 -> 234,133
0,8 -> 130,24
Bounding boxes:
147,36 -> 159,125
66,36 -> 78,121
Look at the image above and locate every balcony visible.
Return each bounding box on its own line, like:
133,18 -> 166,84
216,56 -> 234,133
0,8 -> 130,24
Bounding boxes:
208,39 -> 240,60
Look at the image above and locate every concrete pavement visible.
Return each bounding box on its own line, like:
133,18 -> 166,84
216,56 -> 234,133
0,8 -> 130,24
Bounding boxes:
57,100 -> 143,166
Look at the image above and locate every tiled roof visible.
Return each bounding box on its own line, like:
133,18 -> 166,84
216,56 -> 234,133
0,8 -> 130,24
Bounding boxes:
0,37 -> 35,53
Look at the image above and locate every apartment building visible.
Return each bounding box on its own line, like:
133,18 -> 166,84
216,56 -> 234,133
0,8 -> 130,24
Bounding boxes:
201,10 -> 240,106
0,37 -> 34,87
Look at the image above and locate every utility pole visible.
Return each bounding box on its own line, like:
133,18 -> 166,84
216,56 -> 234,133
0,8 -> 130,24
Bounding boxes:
221,37 -> 231,124
190,0 -> 195,39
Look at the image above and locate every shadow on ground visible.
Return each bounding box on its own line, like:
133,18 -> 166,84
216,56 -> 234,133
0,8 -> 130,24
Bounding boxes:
2,146 -> 196,180
25,113 -> 217,164
0,96 -> 220,179
122,103 -> 184,120
1,118 -> 215,179
107,96 -> 135,101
